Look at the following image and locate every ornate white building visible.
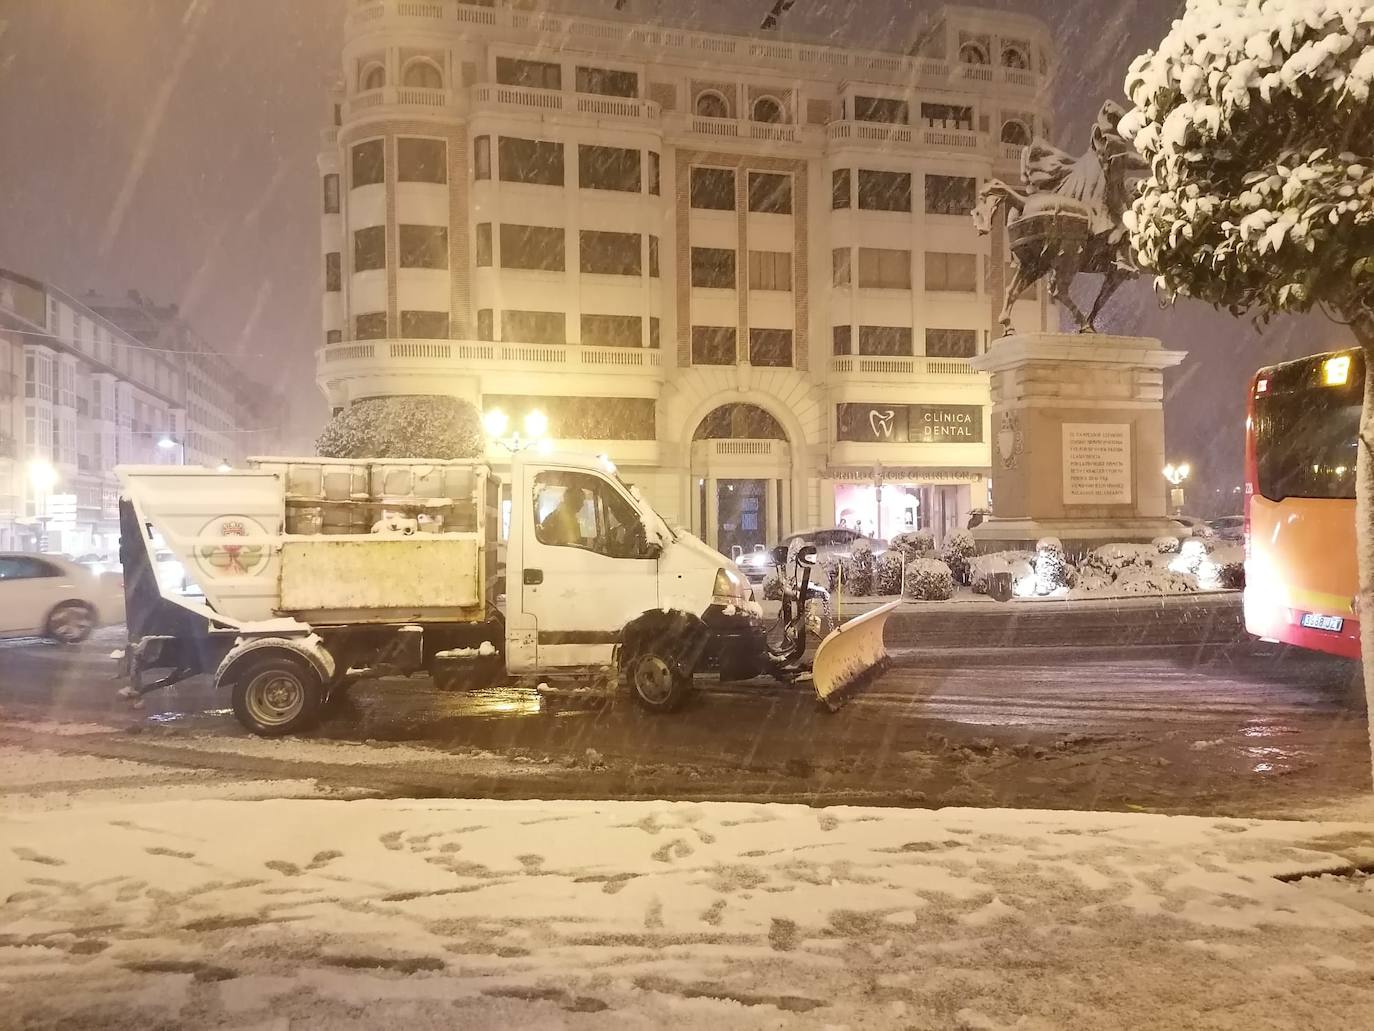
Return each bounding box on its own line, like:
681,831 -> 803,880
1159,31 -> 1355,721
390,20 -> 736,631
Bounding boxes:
316,0 -> 1053,555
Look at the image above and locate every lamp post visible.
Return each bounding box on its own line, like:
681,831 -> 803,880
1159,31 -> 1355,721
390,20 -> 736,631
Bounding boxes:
27,459 -> 57,552
157,436 -> 186,465
1162,462 -> 1191,516
483,408 -> 550,454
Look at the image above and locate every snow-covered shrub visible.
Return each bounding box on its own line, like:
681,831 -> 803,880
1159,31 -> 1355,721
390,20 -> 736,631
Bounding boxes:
821,556 -> 857,595
904,558 -> 955,601
1197,543 -> 1245,591
875,551 -> 904,596
761,572 -> 783,601
1153,536 -> 1181,554
1116,565 -> 1197,596
939,530 -> 977,586
971,551 -> 1034,595
1082,543 -> 1155,576
1168,537 -> 1214,576
890,529 -> 934,557
317,395 -> 484,460
1069,568 -> 1114,596
1033,538 -> 1072,596
848,540 -> 875,597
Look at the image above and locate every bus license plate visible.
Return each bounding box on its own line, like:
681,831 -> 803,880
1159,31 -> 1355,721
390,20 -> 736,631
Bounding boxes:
1301,613 -> 1344,633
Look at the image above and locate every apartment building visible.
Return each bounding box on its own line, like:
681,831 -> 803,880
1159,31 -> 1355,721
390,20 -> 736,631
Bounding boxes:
316,0 -> 1053,554
0,271 -> 283,555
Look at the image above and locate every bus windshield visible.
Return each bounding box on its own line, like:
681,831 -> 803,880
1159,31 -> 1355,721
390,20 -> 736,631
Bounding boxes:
1253,351 -> 1362,502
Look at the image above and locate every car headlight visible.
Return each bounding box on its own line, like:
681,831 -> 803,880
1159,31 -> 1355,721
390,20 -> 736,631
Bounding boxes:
713,567 -> 748,604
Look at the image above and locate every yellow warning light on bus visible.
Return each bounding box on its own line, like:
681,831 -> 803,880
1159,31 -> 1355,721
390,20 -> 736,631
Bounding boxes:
1254,377 -> 1269,395
1323,355 -> 1351,386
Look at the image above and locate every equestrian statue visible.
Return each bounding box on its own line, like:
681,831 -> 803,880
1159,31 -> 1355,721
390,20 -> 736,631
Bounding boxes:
973,100 -> 1149,336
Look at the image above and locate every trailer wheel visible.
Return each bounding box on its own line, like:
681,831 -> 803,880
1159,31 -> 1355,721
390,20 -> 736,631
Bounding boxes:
626,651 -> 692,713
229,653 -> 324,736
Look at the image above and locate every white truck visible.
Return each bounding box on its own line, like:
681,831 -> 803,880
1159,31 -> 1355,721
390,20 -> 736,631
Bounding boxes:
115,451 -> 896,735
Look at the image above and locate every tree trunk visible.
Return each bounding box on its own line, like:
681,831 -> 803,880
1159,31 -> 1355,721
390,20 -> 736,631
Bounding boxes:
1355,317 -> 1374,787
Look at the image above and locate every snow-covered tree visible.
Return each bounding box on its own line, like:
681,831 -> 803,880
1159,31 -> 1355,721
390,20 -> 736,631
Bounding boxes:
1120,0 -> 1374,777
317,395 -> 485,460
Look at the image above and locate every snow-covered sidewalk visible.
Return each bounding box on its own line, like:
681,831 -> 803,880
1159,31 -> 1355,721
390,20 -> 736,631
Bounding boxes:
4,798 -> 1373,1030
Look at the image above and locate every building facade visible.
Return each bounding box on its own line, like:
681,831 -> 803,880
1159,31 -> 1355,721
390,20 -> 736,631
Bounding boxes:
316,0 -> 1054,555
0,271 -> 283,556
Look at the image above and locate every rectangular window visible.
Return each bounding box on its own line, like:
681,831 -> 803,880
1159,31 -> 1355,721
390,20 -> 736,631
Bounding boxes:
832,325 -> 852,355
748,172 -> 792,214
748,250 -> 792,291
498,136 -> 564,186
691,326 -> 736,365
691,247 -> 736,289
857,169 -> 912,212
921,102 -> 974,130
857,247 -> 912,289
649,316 -> 661,350
832,247 -> 851,286
477,308 -> 494,341
924,174 -> 978,216
355,312 -> 387,339
575,65 -> 638,97
854,96 -> 909,124
581,313 -> 642,348
690,167 -> 735,210
353,225 -> 386,271
351,139 -> 384,187
648,152 -> 660,195
400,311 -> 450,338
648,235 -> 660,278
324,251 -> 341,292
399,225 -> 448,269
326,330 -> 343,345
475,223 -> 492,266
323,173 -> 340,213
925,251 -> 978,292
925,328 -> 979,358
496,57 -> 561,91
858,325 -> 914,356
749,328 -> 792,368
579,230 -> 642,276
502,309 -> 565,345
578,144 -> 641,192
832,168 -> 851,209
397,138 -> 446,183
473,135 -> 491,180
500,224 -> 565,271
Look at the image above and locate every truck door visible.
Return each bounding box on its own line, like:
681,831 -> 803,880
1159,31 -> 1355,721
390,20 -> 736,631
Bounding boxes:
523,470 -> 659,669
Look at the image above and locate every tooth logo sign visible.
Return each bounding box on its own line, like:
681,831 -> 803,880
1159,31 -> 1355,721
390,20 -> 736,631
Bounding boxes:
869,409 -> 897,439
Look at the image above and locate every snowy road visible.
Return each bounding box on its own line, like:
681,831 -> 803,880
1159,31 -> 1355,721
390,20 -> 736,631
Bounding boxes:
0,626 -> 1368,818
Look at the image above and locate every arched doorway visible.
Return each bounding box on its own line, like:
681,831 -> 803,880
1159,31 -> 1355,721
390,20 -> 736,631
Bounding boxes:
690,403 -> 791,561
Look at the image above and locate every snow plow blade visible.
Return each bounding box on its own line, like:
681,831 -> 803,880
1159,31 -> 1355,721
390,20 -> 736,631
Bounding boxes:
812,600 -> 900,711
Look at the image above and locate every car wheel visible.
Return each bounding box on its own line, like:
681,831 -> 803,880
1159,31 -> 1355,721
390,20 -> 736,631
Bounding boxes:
229,653 -> 324,736
46,602 -> 95,645
626,651 -> 692,713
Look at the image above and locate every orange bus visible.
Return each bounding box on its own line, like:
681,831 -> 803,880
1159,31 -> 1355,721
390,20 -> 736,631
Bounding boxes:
1244,349 -> 1361,658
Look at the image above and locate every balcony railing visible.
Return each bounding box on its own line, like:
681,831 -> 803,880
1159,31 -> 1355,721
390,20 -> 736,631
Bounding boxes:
826,120 -> 984,154
319,339 -> 666,376
830,356 -> 980,377
345,86 -> 457,118
470,83 -> 660,121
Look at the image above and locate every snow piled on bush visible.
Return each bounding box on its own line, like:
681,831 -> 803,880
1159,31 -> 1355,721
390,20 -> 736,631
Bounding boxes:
904,558 -> 955,601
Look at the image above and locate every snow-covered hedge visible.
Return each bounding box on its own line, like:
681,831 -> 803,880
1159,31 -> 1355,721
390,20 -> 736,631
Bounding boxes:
903,558 -> 955,601
761,572 -> 783,601
1153,535 -> 1181,554
875,551 -> 904,596
970,551 -> 1034,596
848,540 -> 876,597
1032,538 -> 1074,596
1198,543 -> 1246,590
890,530 -> 935,557
1116,566 -> 1198,595
939,530 -> 977,586
317,395 -> 485,460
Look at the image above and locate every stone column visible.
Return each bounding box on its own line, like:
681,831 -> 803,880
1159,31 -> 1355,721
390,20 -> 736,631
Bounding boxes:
969,332 -> 1187,552
705,475 -> 720,550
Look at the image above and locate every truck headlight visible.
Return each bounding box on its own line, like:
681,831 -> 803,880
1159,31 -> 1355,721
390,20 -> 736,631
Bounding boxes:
713,567 -> 747,605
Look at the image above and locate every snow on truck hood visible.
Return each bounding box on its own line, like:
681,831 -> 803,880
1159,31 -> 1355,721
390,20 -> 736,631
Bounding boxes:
659,530 -> 742,579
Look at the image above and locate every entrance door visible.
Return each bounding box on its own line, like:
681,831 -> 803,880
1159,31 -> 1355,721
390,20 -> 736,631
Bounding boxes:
523,469 -> 659,669
717,479 -> 767,559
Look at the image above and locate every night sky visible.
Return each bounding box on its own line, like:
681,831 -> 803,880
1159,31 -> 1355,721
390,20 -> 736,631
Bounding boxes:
0,0 -> 1355,510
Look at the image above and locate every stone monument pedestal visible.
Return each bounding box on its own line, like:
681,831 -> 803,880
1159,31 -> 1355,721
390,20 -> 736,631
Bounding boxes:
969,332 -> 1188,554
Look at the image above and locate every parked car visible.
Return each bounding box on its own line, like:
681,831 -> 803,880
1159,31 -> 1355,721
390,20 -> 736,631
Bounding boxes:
0,553 -> 125,643
1208,515 -> 1245,542
764,528 -> 888,580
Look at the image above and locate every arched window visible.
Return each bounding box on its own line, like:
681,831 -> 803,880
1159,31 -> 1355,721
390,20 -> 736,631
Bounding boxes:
958,42 -> 989,65
402,59 -> 442,89
361,63 -> 386,91
751,96 -> 785,123
1000,120 -> 1030,145
693,403 -> 786,441
695,91 -> 729,119
1001,47 -> 1029,69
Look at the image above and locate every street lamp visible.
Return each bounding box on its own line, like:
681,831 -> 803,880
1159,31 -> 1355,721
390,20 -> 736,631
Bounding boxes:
216,460 -> 232,473
484,408 -> 549,454
1162,462 -> 1191,515
157,436 -> 186,465
27,459 -> 57,552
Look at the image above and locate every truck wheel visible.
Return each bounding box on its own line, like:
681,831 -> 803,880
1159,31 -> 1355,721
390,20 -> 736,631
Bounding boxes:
627,652 -> 692,713
230,653 -> 323,736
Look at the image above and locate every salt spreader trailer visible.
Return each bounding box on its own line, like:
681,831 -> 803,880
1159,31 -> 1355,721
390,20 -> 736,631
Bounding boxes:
115,451 -> 897,735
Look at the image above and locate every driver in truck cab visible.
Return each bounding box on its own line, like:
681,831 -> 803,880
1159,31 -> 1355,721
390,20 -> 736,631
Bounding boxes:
540,487 -> 589,547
